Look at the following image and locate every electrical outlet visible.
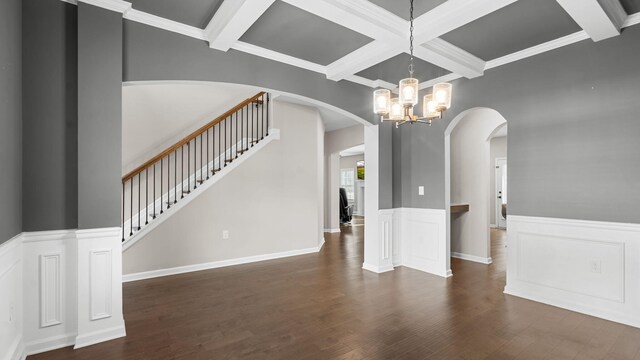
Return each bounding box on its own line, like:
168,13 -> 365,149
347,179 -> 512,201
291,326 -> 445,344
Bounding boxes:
418,186 -> 425,196
590,260 -> 602,274
222,230 -> 229,240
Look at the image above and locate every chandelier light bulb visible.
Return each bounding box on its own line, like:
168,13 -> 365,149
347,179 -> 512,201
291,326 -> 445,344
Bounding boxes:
389,98 -> 404,121
433,82 -> 452,111
373,89 -> 391,115
423,94 -> 441,119
399,78 -> 419,107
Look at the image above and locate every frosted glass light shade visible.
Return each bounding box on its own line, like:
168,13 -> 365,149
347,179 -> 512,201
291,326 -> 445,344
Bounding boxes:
422,94 -> 441,119
433,83 -> 452,111
373,89 -> 391,115
389,98 -> 404,121
399,78 -> 419,107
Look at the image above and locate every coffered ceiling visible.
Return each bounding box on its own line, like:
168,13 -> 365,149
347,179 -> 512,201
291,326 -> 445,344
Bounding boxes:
73,0 -> 640,93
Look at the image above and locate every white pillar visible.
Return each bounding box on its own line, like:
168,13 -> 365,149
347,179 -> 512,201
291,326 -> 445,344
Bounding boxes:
363,125 -> 393,273
74,228 -> 125,349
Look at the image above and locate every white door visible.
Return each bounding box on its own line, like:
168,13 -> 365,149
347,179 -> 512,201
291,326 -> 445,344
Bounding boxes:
495,158 -> 507,229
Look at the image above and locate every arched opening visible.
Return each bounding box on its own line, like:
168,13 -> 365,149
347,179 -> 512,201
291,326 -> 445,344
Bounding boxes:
444,108 -> 508,276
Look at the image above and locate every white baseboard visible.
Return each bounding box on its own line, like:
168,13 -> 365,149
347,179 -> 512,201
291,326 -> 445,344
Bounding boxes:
74,323 -> 126,349
6,334 -> 25,360
123,244 -> 323,282
24,334 -> 76,356
362,262 -> 394,273
323,228 -> 341,233
451,252 -> 493,264
318,238 -> 326,250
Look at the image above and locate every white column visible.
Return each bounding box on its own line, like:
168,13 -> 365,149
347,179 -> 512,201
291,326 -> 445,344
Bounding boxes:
363,125 -> 393,273
74,228 -> 125,349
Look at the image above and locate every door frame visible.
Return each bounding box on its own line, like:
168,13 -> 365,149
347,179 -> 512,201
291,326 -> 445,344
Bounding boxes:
494,157 -> 507,229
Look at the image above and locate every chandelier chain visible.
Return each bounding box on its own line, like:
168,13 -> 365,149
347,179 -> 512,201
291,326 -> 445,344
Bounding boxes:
409,0 -> 415,77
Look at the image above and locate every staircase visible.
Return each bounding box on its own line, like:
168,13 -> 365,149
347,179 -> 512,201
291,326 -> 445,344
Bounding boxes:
121,92 -> 272,243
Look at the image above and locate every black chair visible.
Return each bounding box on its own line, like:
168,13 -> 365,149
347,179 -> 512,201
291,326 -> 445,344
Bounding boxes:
340,188 -> 353,224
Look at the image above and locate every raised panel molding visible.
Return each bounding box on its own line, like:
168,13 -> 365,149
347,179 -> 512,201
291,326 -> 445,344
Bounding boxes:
505,215 -> 640,329
39,254 -> 63,328
89,249 -> 113,321
382,208 -> 449,278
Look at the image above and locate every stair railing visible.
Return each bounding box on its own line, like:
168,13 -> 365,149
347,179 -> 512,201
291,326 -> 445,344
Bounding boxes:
121,92 -> 270,241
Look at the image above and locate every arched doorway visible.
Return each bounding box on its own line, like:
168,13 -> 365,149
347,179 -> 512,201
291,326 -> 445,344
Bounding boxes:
444,108 -> 508,276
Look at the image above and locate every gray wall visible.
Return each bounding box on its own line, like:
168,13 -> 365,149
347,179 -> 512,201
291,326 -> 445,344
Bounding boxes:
22,0 -> 78,232
77,4 -> 123,229
0,0 -> 22,243
122,21 -> 376,125
397,25 -> 640,223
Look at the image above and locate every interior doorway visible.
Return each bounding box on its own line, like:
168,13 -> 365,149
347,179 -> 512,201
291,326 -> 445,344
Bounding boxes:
444,108 -> 508,276
339,144 -> 365,226
495,158 -> 507,229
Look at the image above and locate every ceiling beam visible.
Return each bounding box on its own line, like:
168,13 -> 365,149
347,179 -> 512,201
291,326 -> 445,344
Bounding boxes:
318,0 -> 517,81
204,0 -> 275,51
280,0 -> 406,41
554,0 -> 627,41
416,39 -> 485,79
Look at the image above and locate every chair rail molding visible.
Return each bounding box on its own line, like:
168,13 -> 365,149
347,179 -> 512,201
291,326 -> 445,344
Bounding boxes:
504,215 -> 640,329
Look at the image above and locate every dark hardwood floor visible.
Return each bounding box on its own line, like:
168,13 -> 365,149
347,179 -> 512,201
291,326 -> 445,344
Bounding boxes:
32,223 -> 640,359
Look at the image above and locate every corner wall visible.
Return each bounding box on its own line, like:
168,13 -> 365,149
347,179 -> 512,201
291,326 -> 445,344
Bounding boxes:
122,102 -> 324,277
0,0 -> 22,243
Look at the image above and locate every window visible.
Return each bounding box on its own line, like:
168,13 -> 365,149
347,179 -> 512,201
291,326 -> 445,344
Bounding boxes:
340,168 -> 355,201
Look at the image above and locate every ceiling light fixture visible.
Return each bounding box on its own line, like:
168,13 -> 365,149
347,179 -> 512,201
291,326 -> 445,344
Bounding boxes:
373,0 -> 453,128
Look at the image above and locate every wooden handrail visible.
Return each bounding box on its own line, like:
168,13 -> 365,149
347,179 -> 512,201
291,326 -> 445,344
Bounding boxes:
122,91 -> 266,182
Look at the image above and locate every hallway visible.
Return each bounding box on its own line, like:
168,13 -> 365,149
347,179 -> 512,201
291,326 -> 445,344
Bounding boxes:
33,227 -> 640,359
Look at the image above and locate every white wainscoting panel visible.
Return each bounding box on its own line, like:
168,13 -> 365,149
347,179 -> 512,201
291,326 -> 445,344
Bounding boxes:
0,234 -> 24,360
39,254 -> 62,328
22,230 -> 77,356
75,228 -> 125,349
89,250 -> 112,321
505,215 -> 640,328
383,208 -> 448,277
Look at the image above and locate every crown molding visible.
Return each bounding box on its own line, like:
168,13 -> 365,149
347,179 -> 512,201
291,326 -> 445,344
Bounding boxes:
346,75 -> 396,90
485,31 -> 590,70
77,0 -> 131,13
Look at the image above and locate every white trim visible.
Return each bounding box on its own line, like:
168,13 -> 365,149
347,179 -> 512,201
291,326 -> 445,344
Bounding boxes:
6,335 -> 25,360
125,9 -> 206,40
485,31 -> 590,70
77,0 -> 131,13
232,42 -> 326,74
24,334 -> 76,356
123,244 -> 324,282
74,325 -> 126,349
623,12 -> 640,27
58,0 -> 640,92
22,230 -> 76,243
417,38 -> 485,79
362,262 -> 394,273
122,130 -> 281,251
76,227 -> 121,240
323,228 -> 341,233
494,157 -> 507,229
451,252 -> 492,264
555,0 -> 624,41
205,0 -> 276,51
506,214 -> 640,231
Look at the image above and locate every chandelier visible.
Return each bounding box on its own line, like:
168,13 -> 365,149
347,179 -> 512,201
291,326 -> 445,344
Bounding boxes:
373,0 -> 453,128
